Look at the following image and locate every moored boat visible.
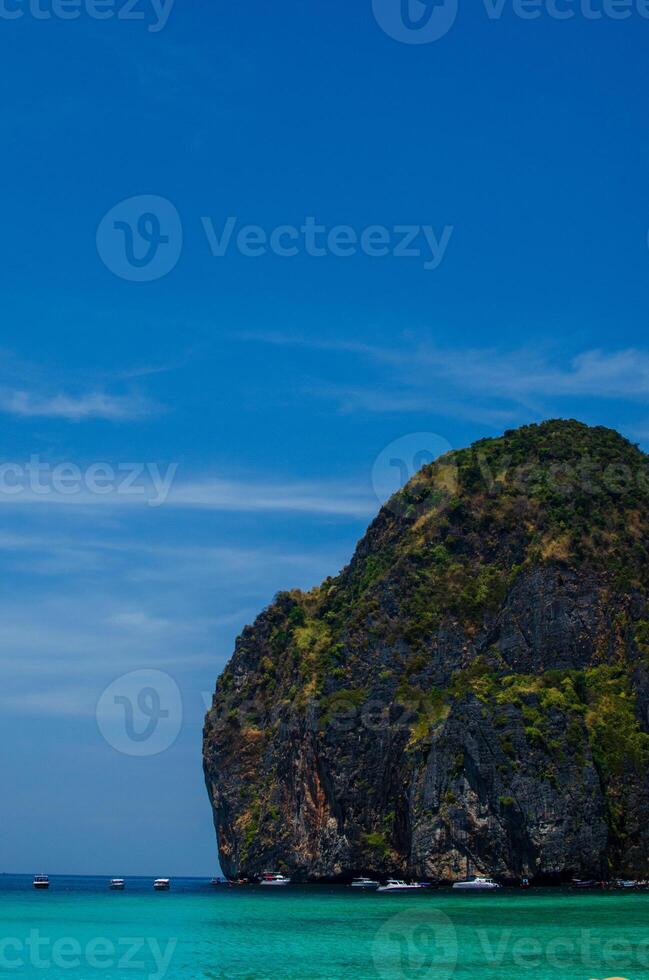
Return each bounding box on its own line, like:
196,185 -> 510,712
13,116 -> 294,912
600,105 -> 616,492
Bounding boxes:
351,877 -> 379,889
452,876 -> 501,891
33,875 -> 49,890
153,878 -> 171,891
259,872 -> 291,886
376,879 -> 423,893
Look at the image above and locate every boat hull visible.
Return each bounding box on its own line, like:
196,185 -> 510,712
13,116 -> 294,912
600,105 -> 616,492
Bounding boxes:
377,886 -> 423,893
452,883 -> 500,891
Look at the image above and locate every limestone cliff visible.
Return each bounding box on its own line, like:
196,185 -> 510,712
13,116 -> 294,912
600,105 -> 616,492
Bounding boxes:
203,420 -> 649,882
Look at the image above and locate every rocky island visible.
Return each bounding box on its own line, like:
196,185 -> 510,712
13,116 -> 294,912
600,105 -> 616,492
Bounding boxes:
203,420 -> 649,883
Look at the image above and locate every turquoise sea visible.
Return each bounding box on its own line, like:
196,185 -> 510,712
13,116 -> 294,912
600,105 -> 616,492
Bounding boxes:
1,875 -> 649,979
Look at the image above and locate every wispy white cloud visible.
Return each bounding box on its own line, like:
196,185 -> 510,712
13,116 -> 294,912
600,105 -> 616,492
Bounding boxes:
244,332 -> 649,418
165,477 -> 374,516
376,344 -> 649,401
107,610 -> 174,633
305,381 -> 520,425
0,687 -> 99,718
0,529 -> 352,717
0,346 -> 170,422
0,473 -> 374,517
0,388 -> 157,421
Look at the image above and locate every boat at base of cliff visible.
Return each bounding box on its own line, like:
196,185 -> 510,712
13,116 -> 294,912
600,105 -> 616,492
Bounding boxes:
452,876 -> 501,891
109,879 -> 125,890
259,872 -> 291,886
153,879 -> 171,891
376,880 -> 423,893
32,875 -> 49,890
350,878 -> 379,889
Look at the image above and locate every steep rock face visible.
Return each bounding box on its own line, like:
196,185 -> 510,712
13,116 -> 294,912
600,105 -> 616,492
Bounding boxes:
203,420 -> 649,882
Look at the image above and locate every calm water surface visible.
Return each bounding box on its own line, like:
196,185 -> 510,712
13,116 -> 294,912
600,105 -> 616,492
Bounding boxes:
1,875 -> 648,979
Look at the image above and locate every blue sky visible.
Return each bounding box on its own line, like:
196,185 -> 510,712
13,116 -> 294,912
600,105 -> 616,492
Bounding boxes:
1,0 -> 649,876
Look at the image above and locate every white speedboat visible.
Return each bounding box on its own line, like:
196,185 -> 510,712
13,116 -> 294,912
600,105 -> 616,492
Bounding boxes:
453,876 -> 501,890
377,879 -> 423,892
259,872 -> 291,886
109,878 -> 125,890
153,878 -> 171,891
33,875 -> 50,890
351,877 -> 379,889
